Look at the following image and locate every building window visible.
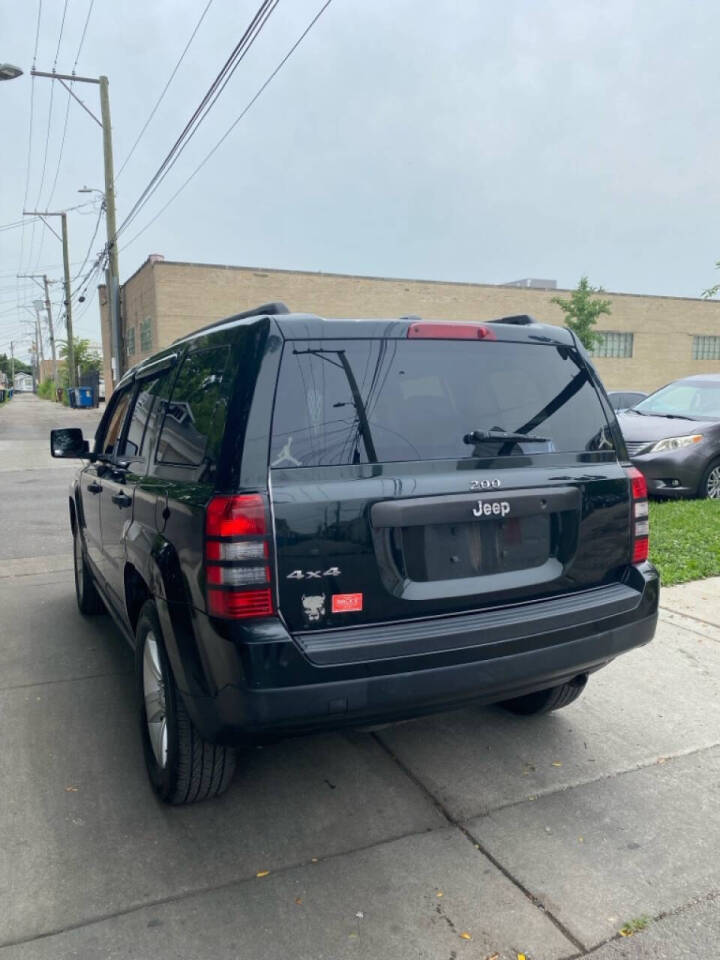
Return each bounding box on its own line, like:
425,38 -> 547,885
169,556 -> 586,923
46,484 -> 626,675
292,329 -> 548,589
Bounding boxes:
590,331 -> 634,358
140,316 -> 152,353
126,326 -> 135,356
692,335 -> 720,361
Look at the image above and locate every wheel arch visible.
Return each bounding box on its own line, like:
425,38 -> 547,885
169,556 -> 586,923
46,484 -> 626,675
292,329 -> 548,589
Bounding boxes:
124,563 -> 153,635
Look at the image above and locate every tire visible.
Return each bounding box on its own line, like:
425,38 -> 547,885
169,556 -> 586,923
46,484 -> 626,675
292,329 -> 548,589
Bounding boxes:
699,459 -> 720,500
135,600 -> 237,804
73,527 -> 105,615
499,674 -> 588,716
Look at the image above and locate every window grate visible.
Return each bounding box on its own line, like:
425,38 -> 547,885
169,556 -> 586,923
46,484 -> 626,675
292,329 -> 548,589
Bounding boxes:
692,335 -> 720,361
126,326 -> 135,356
590,331 -> 634,358
140,316 -> 152,353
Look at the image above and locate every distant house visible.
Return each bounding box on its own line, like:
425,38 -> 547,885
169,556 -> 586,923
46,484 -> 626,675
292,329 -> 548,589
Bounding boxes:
14,373 -> 33,392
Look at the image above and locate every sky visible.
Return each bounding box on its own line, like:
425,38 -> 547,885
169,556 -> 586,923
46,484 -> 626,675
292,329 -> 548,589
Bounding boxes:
1,0 -> 719,363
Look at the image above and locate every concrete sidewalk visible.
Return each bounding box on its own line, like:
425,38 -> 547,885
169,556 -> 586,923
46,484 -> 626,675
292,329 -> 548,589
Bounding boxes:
1,394 -> 719,959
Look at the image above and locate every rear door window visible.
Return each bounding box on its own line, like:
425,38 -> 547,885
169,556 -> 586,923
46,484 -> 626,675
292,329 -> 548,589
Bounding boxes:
156,346 -> 231,471
99,388 -> 133,457
270,339 -> 614,467
122,373 -> 171,461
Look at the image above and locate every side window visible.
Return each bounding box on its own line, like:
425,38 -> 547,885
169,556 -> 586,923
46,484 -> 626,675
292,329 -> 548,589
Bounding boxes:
123,375 -> 168,459
156,346 -> 231,471
100,389 -> 133,456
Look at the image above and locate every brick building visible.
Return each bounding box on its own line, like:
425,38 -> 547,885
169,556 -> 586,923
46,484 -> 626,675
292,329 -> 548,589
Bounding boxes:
99,256 -> 720,394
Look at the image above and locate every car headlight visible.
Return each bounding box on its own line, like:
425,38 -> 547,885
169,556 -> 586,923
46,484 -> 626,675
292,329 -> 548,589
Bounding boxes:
650,434 -> 703,453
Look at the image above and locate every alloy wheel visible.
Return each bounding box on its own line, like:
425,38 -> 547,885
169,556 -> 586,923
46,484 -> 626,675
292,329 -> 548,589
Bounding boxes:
707,466 -> 720,499
143,631 -> 168,768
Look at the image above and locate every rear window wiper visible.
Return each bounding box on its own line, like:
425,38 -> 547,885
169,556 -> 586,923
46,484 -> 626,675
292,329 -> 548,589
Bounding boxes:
463,428 -> 550,444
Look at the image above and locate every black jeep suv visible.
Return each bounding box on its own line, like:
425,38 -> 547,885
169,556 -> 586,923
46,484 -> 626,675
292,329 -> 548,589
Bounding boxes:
51,304 -> 658,804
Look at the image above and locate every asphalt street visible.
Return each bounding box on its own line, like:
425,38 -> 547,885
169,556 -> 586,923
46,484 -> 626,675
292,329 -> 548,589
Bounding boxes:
1,392 -> 719,959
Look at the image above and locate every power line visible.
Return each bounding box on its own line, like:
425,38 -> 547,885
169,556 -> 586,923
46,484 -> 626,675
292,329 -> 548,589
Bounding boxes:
117,0 -> 279,238
115,0 -> 215,181
43,84 -> 72,211
42,0 -> 96,223
18,0 -> 44,282
30,76 -> 57,269
0,217 -> 42,233
53,0 -> 71,68
32,0 -> 43,65
122,0 -> 335,250
70,203 -> 105,282
73,0 -> 95,69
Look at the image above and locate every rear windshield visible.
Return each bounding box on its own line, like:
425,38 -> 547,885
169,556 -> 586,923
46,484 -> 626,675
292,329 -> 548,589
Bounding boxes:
270,339 -> 614,467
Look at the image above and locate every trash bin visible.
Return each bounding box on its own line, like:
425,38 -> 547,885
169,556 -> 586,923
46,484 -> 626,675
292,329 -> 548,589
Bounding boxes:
68,388 -> 77,408
56,387 -> 64,403
76,386 -> 94,407
0,389 -> 5,403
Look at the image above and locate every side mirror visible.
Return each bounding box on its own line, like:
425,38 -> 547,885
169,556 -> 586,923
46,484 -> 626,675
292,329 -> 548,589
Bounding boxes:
50,428 -> 89,459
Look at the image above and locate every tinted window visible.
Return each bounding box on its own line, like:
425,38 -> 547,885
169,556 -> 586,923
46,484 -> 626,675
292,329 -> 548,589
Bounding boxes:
123,375 -> 168,459
157,347 -> 231,467
271,339 -> 614,467
100,389 -> 132,456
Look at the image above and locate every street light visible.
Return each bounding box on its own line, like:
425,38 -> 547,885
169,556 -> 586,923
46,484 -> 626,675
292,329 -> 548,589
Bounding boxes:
0,63 -> 22,81
2,63 -> 122,385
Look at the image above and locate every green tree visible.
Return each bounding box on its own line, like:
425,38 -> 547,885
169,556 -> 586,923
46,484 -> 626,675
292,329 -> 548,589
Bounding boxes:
58,337 -> 102,383
0,354 -> 32,378
551,276 -> 612,350
702,260 -> 720,299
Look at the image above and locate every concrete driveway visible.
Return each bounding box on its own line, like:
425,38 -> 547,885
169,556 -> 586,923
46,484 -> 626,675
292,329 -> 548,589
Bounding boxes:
1,393 -> 719,959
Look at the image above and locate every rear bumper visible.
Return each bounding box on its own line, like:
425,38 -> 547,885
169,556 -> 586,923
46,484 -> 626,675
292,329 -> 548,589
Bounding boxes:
169,565 -> 659,743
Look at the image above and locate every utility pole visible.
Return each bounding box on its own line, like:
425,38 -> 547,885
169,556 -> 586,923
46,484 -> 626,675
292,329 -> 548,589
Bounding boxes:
31,69 -> 122,386
61,213 -> 76,387
43,275 -> 58,388
9,341 -> 14,387
33,300 -> 46,371
22,210 -> 76,387
99,76 -> 122,384
18,274 -> 59,392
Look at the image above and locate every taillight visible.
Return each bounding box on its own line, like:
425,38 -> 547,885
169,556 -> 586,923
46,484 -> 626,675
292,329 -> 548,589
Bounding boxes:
626,467 -> 649,563
205,494 -> 274,619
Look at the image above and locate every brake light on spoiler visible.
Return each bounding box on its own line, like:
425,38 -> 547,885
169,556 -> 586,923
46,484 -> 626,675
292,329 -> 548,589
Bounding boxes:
626,467 -> 649,564
407,321 -> 496,340
205,494 -> 274,618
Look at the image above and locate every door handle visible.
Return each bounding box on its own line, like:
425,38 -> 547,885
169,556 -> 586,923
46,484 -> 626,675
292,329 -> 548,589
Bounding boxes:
87,482 -> 102,494
111,492 -> 132,508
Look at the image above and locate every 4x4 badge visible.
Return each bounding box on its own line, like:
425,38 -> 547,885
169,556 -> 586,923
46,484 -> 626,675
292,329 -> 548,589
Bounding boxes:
473,500 -> 511,518
287,567 -> 341,579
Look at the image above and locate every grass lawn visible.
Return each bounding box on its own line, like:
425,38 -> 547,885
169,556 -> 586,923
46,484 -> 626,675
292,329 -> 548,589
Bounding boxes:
649,499 -> 720,586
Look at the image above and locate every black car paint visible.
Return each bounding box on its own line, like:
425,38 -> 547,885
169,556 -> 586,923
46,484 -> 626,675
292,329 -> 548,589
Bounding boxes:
63,311 -> 658,744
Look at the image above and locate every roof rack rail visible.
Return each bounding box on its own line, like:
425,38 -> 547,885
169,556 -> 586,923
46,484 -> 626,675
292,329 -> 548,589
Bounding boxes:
173,302 -> 290,342
490,314 -> 537,325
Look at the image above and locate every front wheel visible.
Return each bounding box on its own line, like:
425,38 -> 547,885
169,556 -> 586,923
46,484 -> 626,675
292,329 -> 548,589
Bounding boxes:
135,600 -> 236,804
499,674 -> 588,715
699,459 -> 720,499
